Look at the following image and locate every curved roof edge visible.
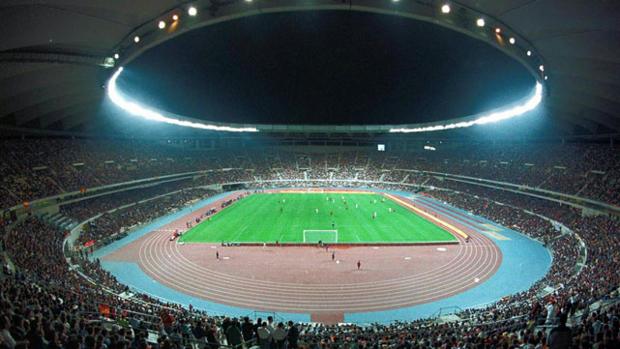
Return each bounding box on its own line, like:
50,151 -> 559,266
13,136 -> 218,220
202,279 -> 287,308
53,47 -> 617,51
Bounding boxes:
109,1 -> 544,133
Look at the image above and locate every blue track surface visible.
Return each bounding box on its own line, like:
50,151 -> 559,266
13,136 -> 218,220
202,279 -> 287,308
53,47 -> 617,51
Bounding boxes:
96,189 -> 551,324
344,193 -> 552,323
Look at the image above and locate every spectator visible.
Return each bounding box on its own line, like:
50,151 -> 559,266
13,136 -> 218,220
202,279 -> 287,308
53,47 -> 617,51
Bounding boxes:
225,320 -> 243,348
287,321 -> 298,349
257,322 -> 271,349
548,312 -> 572,349
0,315 -> 16,349
272,323 -> 287,349
241,317 -> 254,342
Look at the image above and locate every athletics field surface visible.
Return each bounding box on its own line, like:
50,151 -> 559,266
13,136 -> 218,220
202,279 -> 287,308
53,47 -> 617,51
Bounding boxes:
178,192 -> 456,244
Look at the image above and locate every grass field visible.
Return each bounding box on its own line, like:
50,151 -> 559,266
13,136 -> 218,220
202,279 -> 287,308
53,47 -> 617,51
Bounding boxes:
178,193 -> 457,244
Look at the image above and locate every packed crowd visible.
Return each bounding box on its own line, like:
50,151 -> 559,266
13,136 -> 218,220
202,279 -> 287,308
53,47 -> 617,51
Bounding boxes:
399,143 -> 620,205
1,218 -> 237,349
425,182 -> 620,322
2,186 -> 619,348
60,180 -> 196,222
2,139 -> 619,210
74,188 -> 215,249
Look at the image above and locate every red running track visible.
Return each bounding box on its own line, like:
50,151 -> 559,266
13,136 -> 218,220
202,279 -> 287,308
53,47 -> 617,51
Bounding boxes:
104,192 -> 502,319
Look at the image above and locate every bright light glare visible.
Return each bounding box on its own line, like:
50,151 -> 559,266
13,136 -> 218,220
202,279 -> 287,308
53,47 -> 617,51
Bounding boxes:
172,14 -> 179,21
133,36 -> 140,43
495,28 -> 501,34
526,50 -> 532,56
188,6 -> 197,16
114,53 -> 120,60
107,68 -> 258,133
158,20 -> 166,29
476,18 -> 485,27
539,64 -> 545,72
390,83 -> 543,133
509,37 -> 516,44
441,4 -> 451,14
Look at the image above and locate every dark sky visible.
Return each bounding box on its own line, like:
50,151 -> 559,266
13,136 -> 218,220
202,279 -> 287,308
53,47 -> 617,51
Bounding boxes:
118,10 -> 535,125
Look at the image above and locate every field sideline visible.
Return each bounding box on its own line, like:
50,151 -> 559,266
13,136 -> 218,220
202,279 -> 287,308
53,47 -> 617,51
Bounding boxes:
178,192 -> 457,244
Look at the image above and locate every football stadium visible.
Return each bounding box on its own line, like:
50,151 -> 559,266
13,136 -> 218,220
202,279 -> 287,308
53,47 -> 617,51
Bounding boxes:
1,1 -> 619,348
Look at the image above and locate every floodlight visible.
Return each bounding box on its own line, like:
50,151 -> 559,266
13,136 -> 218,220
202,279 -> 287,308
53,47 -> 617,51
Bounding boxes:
476,18 -> 485,27
172,14 -> 179,21
509,37 -> 516,44
188,6 -> 197,16
389,83 -> 543,133
107,67 -> 258,133
495,28 -> 501,34
539,65 -> 544,72
114,53 -> 120,60
133,36 -> 140,43
527,50 -> 532,56
158,20 -> 166,29
441,4 -> 451,14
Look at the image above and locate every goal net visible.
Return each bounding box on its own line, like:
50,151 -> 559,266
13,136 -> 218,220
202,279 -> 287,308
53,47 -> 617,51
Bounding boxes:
302,230 -> 338,243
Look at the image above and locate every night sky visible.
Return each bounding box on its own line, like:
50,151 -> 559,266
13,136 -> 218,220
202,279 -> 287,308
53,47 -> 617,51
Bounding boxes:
118,10 -> 534,125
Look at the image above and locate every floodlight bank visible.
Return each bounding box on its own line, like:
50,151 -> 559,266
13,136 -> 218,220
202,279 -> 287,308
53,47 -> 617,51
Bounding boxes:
107,67 -> 258,133
389,82 -> 543,133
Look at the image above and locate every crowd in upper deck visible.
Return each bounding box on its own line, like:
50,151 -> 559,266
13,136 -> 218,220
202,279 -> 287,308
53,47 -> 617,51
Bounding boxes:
1,139 -> 619,212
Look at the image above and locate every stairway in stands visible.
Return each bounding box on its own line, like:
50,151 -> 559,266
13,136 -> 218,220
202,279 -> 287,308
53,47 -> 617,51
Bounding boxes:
37,211 -> 79,232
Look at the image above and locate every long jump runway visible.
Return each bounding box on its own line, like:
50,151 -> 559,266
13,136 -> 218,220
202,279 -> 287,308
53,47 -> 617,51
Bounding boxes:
102,190 -> 507,322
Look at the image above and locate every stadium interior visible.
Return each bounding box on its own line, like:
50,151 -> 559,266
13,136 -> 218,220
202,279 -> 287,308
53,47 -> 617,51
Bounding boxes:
1,1 -> 620,349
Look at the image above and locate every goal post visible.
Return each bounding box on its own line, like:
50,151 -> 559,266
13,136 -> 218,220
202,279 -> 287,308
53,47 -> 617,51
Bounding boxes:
302,230 -> 338,243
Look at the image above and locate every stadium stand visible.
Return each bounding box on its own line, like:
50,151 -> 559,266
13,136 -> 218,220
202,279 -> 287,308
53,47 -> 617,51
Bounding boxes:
1,139 -> 619,348
2,139 -> 619,210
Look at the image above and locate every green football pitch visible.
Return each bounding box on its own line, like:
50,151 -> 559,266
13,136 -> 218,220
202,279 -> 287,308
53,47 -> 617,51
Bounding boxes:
178,192 -> 456,244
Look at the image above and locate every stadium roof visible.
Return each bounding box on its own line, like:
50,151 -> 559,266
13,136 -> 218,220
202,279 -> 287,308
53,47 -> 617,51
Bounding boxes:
0,0 -> 619,139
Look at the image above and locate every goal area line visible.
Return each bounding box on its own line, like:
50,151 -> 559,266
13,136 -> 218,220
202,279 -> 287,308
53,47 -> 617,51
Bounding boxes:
303,229 -> 338,243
